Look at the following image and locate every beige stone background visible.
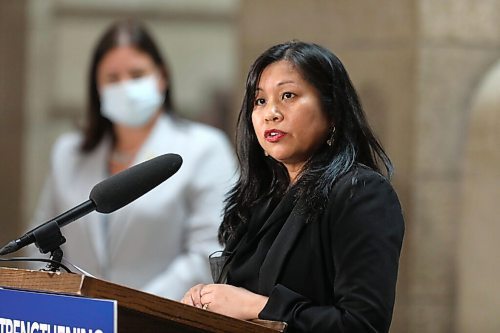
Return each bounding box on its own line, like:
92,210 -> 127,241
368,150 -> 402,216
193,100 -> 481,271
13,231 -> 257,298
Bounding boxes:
1,0 -> 499,332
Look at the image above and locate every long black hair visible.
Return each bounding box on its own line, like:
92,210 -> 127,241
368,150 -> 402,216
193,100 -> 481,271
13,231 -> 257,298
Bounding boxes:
219,41 -> 393,245
81,18 -> 174,152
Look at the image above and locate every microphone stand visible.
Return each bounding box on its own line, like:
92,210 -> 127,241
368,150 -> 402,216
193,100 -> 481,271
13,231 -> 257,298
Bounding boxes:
32,220 -> 67,272
42,247 -> 64,272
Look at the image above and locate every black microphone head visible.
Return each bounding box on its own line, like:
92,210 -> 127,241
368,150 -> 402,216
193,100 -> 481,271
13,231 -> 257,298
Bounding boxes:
90,153 -> 182,213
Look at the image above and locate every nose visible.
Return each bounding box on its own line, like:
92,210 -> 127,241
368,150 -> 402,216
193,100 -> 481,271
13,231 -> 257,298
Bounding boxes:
264,104 -> 283,122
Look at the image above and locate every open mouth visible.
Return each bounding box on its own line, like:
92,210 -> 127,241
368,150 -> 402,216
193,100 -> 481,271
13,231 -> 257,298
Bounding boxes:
264,129 -> 286,142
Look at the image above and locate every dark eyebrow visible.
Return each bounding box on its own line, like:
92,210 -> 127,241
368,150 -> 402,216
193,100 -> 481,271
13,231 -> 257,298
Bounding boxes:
277,80 -> 295,86
255,80 -> 296,92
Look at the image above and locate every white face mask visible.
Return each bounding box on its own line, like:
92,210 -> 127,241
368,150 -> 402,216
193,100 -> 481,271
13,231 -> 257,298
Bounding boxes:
100,74 -> 164,127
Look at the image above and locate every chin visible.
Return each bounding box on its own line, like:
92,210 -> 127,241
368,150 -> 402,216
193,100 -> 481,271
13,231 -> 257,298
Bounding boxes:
267,152 -> 287,162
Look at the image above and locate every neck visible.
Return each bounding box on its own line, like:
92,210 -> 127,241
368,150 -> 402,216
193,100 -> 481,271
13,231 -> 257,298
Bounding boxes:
109,112 -> 161,174
286,162 -> 306,184
113,112 -> 160,152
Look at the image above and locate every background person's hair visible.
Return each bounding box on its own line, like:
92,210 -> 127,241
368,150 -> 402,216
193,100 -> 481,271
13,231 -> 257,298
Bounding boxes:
81,18 -> 174,152
219,40 -> 393,245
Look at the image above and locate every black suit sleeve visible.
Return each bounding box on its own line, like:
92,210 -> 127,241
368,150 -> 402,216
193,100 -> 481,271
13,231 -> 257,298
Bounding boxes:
259,171 -> 405,333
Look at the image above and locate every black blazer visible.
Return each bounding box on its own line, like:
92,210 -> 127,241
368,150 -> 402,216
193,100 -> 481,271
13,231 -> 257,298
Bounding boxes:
227,166 -> 405,333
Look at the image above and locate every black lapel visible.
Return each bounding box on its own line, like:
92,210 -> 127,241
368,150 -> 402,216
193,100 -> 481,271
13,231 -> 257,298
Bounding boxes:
215,195 -> 280,284
258,201 -> 306,295
254,190 -> 296,240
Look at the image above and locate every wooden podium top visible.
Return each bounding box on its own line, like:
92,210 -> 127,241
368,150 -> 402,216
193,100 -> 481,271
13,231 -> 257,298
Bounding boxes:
0,267 -> 286,333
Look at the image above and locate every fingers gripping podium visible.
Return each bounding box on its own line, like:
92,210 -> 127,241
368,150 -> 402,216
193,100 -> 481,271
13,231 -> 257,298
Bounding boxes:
0,267 -> 287,333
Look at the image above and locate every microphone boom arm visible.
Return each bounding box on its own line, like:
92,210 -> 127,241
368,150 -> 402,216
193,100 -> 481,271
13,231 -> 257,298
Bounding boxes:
0,200 -> 95,256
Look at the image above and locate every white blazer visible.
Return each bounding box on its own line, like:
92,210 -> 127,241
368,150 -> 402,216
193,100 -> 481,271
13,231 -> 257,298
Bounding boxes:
31,114 -> 237,300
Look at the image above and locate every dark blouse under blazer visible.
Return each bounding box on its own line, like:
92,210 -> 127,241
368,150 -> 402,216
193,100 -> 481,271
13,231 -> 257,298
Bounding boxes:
228,165 -> 405,333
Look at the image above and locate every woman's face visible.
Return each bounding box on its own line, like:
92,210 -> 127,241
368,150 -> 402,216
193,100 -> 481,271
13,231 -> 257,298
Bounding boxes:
251,60 -> 330,180
96,45 -> 166,91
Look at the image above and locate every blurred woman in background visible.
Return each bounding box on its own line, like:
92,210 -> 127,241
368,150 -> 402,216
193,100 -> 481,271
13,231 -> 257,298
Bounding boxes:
31,18 -> 236,300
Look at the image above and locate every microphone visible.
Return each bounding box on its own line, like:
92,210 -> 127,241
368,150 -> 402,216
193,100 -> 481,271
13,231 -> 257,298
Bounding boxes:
0,153 -> 183,255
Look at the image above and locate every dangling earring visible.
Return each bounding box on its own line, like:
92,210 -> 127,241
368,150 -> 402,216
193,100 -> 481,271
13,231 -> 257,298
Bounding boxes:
326,126 -> 336,147
264,150 -> 269,156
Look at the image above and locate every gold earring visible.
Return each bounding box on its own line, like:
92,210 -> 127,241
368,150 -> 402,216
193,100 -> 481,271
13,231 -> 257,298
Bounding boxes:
326,126 -> 336,146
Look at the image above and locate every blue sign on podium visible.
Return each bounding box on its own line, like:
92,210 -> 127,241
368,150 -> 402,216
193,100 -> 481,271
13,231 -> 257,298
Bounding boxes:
0,287 -> 116,333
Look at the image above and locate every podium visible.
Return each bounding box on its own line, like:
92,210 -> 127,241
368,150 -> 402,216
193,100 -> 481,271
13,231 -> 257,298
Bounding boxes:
0,267 -> 286,332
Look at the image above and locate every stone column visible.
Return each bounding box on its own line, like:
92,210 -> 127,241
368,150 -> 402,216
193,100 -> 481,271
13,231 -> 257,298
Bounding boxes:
456,59 -> 500,333
0,1 -> 27,248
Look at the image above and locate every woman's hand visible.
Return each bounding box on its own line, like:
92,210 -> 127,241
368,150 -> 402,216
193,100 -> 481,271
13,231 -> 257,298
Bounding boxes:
181,284 -> 268,320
